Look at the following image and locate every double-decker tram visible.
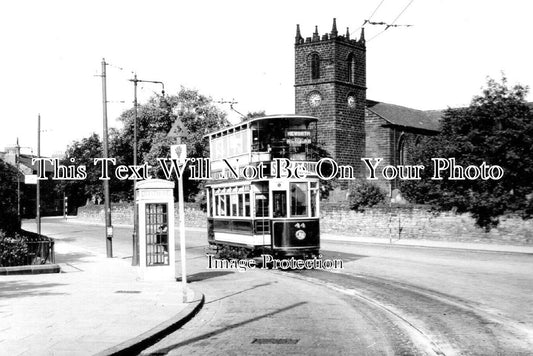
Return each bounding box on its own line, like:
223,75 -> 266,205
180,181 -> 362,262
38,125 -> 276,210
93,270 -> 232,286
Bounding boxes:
205,115 -> 320,258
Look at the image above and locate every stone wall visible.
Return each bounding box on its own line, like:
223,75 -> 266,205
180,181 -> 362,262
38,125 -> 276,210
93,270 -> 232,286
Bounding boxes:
77,203 -> 207,229
321,204 -> 533,245
77,203 -> 532,245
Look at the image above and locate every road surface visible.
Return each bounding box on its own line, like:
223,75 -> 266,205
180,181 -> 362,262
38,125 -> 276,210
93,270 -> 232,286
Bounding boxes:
26,218 -> 533,355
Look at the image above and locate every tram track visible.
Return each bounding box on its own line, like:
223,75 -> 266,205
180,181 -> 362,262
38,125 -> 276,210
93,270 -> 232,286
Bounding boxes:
280,268 -> 533,355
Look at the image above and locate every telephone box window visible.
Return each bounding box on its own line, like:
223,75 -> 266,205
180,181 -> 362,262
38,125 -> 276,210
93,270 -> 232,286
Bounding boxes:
145,203 -> 169,266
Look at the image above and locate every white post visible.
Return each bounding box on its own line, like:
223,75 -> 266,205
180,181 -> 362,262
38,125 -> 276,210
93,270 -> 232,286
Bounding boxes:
178,173 -> 187,302
172,143 -> 188,303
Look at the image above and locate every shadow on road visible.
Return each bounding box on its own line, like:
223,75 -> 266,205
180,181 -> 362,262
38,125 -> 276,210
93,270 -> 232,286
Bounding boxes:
205,282 -> 274,305
177,271 -> 234,283
144,301 -> 307,354
55,251 -> 96,264
0,280 -> 68,299
319,249 -> 367,263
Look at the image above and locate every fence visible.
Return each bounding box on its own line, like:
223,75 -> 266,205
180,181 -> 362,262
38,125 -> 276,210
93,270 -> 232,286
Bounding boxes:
0,231 -> 55,267
26,239 -> 55,265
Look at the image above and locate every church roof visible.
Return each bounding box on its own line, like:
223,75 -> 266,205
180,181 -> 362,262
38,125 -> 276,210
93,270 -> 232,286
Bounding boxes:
366,100 -> 441,132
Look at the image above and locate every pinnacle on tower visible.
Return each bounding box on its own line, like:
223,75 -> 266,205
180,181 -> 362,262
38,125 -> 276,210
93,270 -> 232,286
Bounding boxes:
359,27 -> 365,43
346,27 -> 350,40
295,24 -> 303,44
313,26 -> 320,41
331,18 -> 338,38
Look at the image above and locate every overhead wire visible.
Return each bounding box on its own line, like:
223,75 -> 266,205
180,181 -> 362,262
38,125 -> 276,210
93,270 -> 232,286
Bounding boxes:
367,0 -> 415,42
352,0 -> 386,36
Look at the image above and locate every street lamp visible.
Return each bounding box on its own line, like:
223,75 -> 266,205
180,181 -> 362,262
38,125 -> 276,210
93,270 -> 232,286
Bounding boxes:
129,74 -> 166,266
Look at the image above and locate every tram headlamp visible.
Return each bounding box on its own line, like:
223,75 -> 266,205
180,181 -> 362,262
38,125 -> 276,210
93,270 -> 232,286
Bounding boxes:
295,230 -> 306,240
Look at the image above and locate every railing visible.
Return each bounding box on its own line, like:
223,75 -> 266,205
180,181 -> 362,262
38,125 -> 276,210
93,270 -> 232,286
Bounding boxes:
26,239 -> 55,265
0,231 -> 55,267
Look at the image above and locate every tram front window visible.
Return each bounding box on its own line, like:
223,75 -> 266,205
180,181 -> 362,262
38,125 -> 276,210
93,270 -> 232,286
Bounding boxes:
290,182 -> 308,217
310,182 -> 318,217
273,191 -> 287,218
255,194 -> 269,217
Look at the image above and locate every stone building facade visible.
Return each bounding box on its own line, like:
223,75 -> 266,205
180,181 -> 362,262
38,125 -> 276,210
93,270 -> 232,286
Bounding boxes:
294,19 -> 441,192
295,19 -> 366,175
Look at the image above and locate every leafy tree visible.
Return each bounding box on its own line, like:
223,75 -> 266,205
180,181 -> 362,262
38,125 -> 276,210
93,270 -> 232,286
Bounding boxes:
59,87 -> 229,211
242,110 -> 266,121
117,87 -> 229,200
401,76 -> 533,230
0,158 -> 20,233
57,133 -> 105,210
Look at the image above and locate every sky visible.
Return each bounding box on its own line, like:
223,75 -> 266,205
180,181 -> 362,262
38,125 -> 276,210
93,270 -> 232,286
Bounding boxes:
1,0 -> 532,157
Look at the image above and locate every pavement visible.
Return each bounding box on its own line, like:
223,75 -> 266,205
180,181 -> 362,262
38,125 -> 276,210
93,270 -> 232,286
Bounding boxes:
321,232 -> 533,254
0,224 -> 203,356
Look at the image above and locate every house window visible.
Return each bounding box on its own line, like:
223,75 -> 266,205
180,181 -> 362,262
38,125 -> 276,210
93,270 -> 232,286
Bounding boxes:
310,53 -> 320,79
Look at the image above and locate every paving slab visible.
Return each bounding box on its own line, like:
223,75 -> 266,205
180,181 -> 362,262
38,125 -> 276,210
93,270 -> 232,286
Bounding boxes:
0,235 -> 200,356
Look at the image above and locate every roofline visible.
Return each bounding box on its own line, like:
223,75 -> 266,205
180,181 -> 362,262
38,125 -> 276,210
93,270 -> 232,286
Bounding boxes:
204,114 -> 319,138
366,107 -> 440,133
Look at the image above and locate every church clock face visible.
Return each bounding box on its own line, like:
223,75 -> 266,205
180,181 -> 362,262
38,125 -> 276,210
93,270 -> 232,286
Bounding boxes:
308,92 -> 322,107
347,95 -> 356,108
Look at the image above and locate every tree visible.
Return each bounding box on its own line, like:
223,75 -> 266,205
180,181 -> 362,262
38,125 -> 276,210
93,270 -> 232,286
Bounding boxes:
59,87 -> 229,211
118,87 -> 229,200
57,133 -> 105,210
241,110 -> 266,121
401,76 -> 533,230
0,158 -> 20,233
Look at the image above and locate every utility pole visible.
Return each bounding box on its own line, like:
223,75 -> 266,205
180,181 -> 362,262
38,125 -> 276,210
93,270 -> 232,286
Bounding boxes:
16,138 -> 21,229
132,74 -> 139,266
101,58 -> 113,258
36,115 -> 41,236
128,75 -> 165,266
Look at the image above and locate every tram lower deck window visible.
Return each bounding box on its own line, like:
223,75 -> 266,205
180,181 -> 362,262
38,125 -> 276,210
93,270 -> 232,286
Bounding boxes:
290,182 -> 308,217
255,194 -> 269,217
213,187 -> 251,218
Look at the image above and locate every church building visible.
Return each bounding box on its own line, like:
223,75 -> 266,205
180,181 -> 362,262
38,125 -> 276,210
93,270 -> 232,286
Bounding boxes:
294,19 -> 441,191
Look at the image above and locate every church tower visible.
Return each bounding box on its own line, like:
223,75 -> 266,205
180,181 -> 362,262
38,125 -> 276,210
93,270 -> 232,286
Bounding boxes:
295,19 -> 366,172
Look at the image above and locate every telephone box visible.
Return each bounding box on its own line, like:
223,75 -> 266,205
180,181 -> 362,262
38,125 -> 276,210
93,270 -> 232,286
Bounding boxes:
136,179 -> 176,281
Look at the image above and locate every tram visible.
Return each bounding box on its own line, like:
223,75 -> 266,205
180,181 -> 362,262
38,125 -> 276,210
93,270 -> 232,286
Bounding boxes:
205,115 -> 321,258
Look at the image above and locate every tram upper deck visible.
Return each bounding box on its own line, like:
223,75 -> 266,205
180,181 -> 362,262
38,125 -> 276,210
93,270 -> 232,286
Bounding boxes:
204,115 -> 320,176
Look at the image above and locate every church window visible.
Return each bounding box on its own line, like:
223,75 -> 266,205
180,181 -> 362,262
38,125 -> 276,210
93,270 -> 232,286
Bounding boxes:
347,53 -> 355,83
310,53 -> 320,79
398,135 -> 408,165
